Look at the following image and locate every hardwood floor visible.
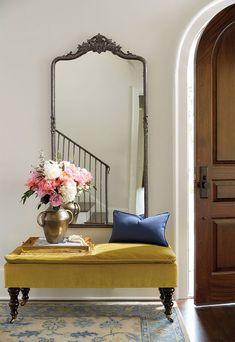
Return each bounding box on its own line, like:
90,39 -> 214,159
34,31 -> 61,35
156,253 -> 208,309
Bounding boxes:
177,299 -> 235,342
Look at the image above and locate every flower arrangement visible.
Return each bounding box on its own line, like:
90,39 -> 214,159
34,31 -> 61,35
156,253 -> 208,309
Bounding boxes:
21,156 -> 93,210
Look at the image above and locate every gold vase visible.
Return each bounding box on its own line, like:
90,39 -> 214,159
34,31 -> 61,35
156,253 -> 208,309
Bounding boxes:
37,206 -> 73,244
62,201 -> 80,224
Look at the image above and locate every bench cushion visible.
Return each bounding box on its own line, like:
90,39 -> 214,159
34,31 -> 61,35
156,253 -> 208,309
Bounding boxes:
5,243 -> 176,264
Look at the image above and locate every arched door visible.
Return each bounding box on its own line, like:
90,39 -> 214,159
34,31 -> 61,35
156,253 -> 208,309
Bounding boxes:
196,4 -> 235,304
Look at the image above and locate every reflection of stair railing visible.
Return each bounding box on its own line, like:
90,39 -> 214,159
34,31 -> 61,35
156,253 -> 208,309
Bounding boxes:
55,129 -> 110,225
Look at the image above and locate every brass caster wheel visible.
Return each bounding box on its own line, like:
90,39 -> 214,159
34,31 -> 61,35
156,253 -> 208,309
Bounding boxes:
166,315 -> 174,323
9,315 -> 17,324
20,299 -> 27,306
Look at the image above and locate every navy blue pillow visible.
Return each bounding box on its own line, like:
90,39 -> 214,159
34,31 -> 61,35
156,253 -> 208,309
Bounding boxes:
109,210 -> 169,247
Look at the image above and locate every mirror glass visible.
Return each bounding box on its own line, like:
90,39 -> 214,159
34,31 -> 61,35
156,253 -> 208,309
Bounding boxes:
53,39 -> 146,226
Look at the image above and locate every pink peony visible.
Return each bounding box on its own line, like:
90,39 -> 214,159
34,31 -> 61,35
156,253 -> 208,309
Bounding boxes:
61,163 -> 92,188
49,193 -> 63,207
63,163 -> 79,179
25,170 -> 41,189
76,167 -> 93,188
37,179 -> 58,196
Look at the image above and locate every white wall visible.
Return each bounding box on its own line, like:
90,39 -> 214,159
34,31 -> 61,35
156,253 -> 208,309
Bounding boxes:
0,0 -> 211,299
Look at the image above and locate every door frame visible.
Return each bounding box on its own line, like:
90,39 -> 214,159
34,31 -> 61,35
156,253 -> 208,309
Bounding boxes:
174,0 -> 235,299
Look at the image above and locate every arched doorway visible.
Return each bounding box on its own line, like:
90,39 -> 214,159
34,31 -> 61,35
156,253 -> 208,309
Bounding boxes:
195,4 -> 235,304
175,0 -> 235,301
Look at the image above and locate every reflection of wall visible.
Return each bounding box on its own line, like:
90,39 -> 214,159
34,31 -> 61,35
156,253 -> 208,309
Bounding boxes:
56,53 -> 143,212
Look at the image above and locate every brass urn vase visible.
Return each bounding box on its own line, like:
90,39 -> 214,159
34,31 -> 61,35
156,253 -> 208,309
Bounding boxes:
37,206 -> 73,243
62,201 -> 80,224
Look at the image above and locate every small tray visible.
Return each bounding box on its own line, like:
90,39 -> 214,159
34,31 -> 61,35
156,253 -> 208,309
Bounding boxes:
21,237 -> 93,254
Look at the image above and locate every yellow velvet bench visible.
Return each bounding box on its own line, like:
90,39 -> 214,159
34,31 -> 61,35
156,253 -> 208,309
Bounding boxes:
4,242 -> 177,323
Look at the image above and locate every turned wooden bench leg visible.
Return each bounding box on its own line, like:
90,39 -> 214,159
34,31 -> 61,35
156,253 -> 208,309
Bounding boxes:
8,288 -> 20,323
159,288 -> 165,303
20,288 -> 30,306
158,287 -> 175,323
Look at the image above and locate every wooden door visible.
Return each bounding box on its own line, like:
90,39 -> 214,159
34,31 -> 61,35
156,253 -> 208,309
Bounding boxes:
196,5 -> 235,304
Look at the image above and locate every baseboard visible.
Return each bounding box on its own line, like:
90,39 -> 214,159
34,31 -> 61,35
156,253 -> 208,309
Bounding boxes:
0,266 -> 159,300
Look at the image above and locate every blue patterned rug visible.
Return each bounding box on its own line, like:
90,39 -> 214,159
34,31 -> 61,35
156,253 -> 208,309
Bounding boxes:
0,302 -> 190,341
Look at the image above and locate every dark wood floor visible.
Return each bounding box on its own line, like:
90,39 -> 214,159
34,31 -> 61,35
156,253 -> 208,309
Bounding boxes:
177,299 -> 235,342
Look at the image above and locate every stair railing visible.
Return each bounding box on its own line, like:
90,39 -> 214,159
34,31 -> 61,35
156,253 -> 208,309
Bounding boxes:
55,129 -> 110,225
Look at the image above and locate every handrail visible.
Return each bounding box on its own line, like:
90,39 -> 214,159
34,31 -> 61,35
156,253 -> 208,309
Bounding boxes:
55,129 -> 110,225
55,129 -> 110,170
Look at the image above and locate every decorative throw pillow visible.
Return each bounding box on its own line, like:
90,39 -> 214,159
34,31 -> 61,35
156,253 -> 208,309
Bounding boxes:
109,210 -> 169,246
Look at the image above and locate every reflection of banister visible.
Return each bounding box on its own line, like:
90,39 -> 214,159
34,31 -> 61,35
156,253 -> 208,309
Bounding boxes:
55,129 -> 110,225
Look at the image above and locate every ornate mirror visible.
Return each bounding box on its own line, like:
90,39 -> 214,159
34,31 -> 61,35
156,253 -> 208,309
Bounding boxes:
51,34 -> 148,227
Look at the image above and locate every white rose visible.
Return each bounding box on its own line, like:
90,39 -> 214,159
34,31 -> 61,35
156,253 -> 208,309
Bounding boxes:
44,161 -> 61,179
59,180 -> 77,203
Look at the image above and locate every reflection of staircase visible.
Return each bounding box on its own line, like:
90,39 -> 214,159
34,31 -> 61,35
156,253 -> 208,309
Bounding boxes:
85,212 -> 107,224
77,201 -> 111,225
77,203 -> 109,225
55,129 -> 111,226
79,202 -> 95,213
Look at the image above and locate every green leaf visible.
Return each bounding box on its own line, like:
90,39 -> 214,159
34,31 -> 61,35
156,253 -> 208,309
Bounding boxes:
21,195 -> 26,204
41,194 -> 50,204
21,189 -> 35,204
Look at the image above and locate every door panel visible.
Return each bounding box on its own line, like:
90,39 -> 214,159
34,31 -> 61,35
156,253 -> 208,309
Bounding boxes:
216,220 -> 235,269
213,180 -> 235,201
196,5 -> 235,304
216,25 -> 235,162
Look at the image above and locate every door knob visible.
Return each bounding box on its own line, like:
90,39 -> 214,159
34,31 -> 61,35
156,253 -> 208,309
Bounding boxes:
201,176 -> 209,189
199,166 -> 209,198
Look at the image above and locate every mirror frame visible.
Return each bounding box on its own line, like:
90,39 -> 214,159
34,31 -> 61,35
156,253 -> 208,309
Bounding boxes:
51,33 -> 148,220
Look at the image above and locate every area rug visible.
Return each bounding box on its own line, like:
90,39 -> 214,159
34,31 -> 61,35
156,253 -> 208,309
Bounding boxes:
0,301 -> 190,341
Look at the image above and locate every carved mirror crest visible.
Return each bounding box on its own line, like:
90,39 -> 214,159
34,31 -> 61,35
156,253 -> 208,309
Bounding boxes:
51,34 -> 148,227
